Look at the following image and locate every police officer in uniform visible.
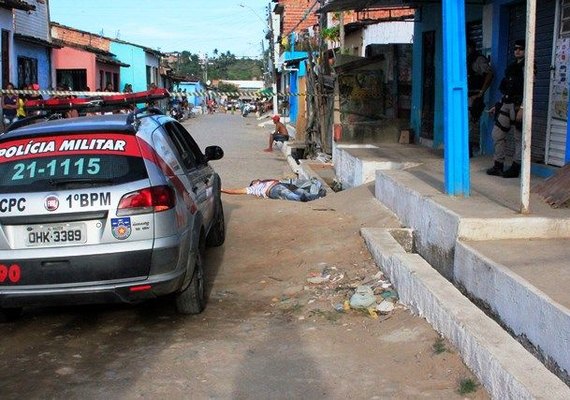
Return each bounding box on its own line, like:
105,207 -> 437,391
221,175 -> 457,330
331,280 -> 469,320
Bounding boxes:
467,40 -> 493,157
487,39 -> 525,178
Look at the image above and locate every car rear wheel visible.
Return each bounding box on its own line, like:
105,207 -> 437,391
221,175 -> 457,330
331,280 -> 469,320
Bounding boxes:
0,307 -> 23,323
175,246 -> 205,314
206,197 -> 225,247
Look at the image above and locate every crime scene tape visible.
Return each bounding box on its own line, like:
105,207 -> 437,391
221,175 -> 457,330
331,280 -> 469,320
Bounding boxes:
0,88 -> 329,98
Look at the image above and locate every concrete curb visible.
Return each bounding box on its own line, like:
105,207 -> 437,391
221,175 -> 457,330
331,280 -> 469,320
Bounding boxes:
455,241 -> 570,375
280,141 -> 301,175
280,145 -> 334,194
361,227 -> 570,400
297,160 -> 334,194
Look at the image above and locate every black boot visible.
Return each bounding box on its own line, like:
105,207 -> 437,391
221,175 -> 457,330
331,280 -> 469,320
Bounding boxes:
486,161 -> 504,176
503,161 -> 521,178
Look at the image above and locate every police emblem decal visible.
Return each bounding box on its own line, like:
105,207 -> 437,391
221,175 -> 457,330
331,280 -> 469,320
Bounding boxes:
111,217 -> 132,240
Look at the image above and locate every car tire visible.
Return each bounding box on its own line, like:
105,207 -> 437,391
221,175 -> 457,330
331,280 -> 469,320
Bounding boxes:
0,307 -> 22,323
206,197 -> 225,247
175,247 -> 205,315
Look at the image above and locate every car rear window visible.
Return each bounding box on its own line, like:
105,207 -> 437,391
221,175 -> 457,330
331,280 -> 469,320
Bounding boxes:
0,133 -> 148,193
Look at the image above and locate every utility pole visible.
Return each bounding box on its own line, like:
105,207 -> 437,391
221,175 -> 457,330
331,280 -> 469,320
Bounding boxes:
200,53 -> 209,84
267,3 -> 278,114
339,12 -> 345,53
261,39 -> 269,87
318,0 -> 331,152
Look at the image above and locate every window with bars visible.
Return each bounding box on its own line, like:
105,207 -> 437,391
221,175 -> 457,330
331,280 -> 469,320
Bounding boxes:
17,56 -> 37,89
561,0 -> 570,36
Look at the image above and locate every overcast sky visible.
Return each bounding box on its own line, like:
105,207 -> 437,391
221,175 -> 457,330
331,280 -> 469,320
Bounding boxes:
49,0 -> 271,58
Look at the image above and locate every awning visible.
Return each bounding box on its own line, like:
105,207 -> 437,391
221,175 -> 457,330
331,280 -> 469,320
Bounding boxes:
319,0 -> 484,13
0,0 -> 35,12
320,0 -> 412,12
96,55 -> 130,68
14,33 -> 62,49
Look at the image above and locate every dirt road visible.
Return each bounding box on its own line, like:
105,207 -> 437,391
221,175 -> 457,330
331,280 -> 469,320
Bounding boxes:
0,113 -> 488,399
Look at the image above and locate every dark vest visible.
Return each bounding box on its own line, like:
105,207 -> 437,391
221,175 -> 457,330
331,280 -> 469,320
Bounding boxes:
499,59 -> 525,104
467,52 -> 486,93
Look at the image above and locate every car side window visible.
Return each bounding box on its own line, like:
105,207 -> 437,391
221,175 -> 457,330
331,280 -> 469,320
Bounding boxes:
163,122 -> 198,169
172,122 -> 207,165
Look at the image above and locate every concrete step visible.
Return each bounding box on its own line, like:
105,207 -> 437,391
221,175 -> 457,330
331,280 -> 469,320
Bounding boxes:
361,228 -> 570,399
371,167 -> 570,388
455,239 -> 570,379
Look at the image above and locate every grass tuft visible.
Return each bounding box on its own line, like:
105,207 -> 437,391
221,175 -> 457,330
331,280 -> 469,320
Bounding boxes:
432,337 -> 447,354
458,378 -> 478,395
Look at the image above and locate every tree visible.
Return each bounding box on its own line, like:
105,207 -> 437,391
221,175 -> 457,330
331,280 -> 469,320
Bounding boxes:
218,82 -> 240,98
174,49 -> 264,81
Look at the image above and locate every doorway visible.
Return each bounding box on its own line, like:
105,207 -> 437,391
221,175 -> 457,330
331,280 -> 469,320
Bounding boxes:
1,30 -> 10,88
421,31 -> 436,140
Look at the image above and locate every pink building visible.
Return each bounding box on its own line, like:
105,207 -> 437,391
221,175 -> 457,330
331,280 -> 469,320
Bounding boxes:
51,24 -> 129,91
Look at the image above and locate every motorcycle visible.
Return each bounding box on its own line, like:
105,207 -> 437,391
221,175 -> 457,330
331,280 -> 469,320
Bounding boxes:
241,103 -> 255,117
169,104 -> 184,121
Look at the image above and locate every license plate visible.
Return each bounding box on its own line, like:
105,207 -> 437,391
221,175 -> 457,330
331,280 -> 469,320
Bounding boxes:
25,223 -> 87,247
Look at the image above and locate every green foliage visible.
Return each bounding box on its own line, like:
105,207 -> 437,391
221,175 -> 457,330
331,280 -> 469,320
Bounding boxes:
458,378 -> 478,395
321,26 -> 340,42
175,49 -> 264,81
432,337 -> 447,354
218,82 -> 240,97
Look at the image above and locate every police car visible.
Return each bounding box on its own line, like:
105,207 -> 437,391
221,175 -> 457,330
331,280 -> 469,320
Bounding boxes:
0,93 -> 225,320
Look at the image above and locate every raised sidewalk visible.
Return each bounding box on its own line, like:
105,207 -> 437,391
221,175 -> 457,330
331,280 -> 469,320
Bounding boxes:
296,142 -> 570,398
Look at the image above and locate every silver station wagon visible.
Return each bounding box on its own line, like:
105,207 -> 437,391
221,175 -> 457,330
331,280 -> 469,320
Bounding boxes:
0,108 -> 225,320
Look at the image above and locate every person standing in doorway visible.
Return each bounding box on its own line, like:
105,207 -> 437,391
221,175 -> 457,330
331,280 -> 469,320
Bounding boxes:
467,40 -> 494,158
487,39 -> 525,178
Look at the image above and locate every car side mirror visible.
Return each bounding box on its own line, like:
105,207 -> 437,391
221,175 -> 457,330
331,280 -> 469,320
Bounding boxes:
205,145 -> 224,161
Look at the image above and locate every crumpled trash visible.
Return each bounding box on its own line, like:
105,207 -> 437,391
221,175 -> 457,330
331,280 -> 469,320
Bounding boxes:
381,290 -> 397,300
376,300 -> 395,314
349,285 -> 376,309
307,275 -> 330,284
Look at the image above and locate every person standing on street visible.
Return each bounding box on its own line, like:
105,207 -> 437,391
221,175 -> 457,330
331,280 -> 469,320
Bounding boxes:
487,39 -> 526,178
467,40 -> 493,158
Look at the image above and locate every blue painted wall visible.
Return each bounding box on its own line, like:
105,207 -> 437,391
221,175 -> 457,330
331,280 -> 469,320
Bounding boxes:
411,5 -> 443,146
282,51 -> 308,124
176,82 -> 205,107
13,41 -> 51,90
109,42 -> 148,92
411,3 -> 483,148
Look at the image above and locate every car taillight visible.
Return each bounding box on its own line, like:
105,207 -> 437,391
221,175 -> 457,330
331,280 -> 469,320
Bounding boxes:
117,185 -> 175,216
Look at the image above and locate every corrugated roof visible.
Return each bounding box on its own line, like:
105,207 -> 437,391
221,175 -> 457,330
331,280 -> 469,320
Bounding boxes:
320,0 -> 411,12
0,0 -> 35,12
96,55 -> 130,67
319,0 -> 483,13
14,33 -> 62,49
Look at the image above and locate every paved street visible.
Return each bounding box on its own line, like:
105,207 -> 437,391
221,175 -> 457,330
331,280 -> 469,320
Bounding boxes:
0,113 -> 488,399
